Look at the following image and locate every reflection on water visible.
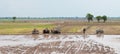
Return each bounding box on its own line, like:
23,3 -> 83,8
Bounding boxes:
32,34 -> 39,40
110,36 -> 120,44
32,34 -> 50,40
96,34 -> 104,38
0,35 -> 119,54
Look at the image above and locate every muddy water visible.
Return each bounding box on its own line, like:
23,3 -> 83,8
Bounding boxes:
0,35 -> 119,54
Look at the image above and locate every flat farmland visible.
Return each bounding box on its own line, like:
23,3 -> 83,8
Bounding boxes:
0,19 -> 120,35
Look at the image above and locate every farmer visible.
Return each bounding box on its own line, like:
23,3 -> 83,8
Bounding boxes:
96,29 -> 104,34
43,28 -> 50,34
32,28 -> 39,34
96,29 -> 104,38
51,27 -> 61,34
83,28 -> 86,34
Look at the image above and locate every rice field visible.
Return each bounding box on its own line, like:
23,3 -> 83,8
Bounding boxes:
0,21 -> 120,35
0,23 -> 54,34
0,18 -> 120,35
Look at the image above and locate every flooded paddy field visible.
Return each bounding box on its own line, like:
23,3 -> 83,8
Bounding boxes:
0,35 -> 119,54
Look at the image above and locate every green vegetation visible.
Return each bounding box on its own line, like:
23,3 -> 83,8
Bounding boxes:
96,16 -> 101,22
0,23 -> 54,34
102,15 -> 107,23
0,21 -> 119,35
0,14 -> 117,35
86,13 -> 108,23
86,13 -> 94,22
96,15 -> 107,23
61,26 -> 84,33
0,23 -> 85,34
12,17 -> 16,22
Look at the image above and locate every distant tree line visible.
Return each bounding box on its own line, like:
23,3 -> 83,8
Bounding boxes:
0,14 -> 107,23
86,13 -> 107,23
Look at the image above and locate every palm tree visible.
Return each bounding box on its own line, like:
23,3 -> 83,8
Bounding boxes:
86,13 -> 94,22
102,15 -> 107,23
96,16 -> 101,22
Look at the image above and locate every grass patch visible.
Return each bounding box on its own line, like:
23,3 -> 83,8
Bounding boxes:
0,22 -> 120,35
61,26 -> 84,33
0,23 -> 54,34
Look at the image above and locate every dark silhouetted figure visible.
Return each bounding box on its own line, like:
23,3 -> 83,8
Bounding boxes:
96,29 -> 104,34
32,28 -> 39,34
43,28 -> 50,34
96,29 -> 104,38
83,28 -> 86,34
53,29 -> 61,34
51,29 -> 61,34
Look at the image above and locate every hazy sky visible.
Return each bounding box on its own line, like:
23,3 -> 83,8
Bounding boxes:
0,0 -> 120,17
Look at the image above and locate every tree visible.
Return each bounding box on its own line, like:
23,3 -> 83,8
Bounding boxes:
86,13 -> 94,22
13,17 -> 16,22
96,16 -> 101,22
102,15 -> 107,23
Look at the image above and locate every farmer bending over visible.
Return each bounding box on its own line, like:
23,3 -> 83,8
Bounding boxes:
83,28 -> 86,34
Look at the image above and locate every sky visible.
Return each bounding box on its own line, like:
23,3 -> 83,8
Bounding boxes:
0,0 -> 120,17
